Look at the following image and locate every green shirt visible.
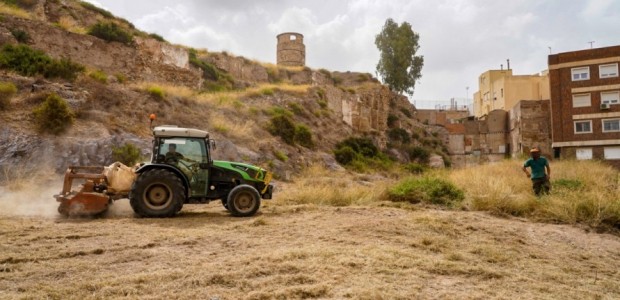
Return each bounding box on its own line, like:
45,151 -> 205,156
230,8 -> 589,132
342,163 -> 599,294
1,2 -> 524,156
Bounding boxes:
524,157 -> 548,179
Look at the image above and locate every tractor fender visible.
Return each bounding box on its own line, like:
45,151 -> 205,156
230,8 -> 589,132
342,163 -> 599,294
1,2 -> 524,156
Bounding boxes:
134,164 -> 190,195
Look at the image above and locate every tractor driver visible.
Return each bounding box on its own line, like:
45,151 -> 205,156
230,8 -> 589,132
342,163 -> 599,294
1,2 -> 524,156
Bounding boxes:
165,143 -> 185,163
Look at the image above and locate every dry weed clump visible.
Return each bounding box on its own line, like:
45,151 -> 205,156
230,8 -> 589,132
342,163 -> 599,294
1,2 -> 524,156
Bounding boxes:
56,16 -> 87,34
277,165 -> 388,207
208,113 -> 255,142
450,159 -> 620,230
0,3 -> 31,19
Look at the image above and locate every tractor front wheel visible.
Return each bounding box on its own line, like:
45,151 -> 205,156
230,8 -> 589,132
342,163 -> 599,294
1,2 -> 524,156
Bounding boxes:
226,184 -> 261,217
129,169 -> 185,218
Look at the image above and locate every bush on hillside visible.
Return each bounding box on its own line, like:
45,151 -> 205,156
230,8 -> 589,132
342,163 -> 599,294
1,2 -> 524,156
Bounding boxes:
32,93 -> 74,134
400,108 -> 412,118
0,81 -> 17,110
388,128 -> 411,144
336,137 -> 379,158
10,29 -> 30,43
147,86 -> 165,100
112,143 -> 141,166
89,69 -> 108,83
269,115 -> 296,145
189,48 -> 219,81
2,0 -> 37,8
334,146 -> 357,165
88,22 -> 133,45
388,176 -> 464,206
148,33 -> 166,42
0,44 -> 84,80
294,124 -> 314,148
408,146 -> 430,164
387,114 -> 398,127
79,1 -> 114,18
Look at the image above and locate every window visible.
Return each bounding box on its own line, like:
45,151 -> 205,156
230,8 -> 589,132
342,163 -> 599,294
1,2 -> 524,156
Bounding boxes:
601,91 -> 620,105
571,67 -> 590,81
602,119 -> 620,132
604,147 -> 620,159
576,148 -> 592,160
572,93 -> 591,107
599,63 -> 618,78
574,120 -> 592,134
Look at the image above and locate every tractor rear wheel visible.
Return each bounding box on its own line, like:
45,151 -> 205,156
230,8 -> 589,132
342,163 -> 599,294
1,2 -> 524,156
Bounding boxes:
129,169 -> 185,218
226,184 -> 261,217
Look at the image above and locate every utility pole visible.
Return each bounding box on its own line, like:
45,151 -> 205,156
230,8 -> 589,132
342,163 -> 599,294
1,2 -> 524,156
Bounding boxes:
588,41 -> 595,49
548,46 -> 552,54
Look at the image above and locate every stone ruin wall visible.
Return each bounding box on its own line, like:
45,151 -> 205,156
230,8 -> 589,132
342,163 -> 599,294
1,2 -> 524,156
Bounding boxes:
277,32 -> 305,67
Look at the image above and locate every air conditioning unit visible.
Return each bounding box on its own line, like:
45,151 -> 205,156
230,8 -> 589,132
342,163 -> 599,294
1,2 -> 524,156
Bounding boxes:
601,103 -> 610,110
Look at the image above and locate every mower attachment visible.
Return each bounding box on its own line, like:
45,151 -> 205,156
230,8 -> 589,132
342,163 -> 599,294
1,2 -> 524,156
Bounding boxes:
54,166 -> 110,217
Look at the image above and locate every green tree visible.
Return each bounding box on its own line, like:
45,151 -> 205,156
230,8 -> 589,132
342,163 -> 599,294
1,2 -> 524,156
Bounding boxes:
375,18 -> 424,96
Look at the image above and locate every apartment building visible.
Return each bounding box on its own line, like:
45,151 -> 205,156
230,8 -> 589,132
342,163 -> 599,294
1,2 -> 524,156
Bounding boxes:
473,69 -> 550,118
548,45 -> 620,168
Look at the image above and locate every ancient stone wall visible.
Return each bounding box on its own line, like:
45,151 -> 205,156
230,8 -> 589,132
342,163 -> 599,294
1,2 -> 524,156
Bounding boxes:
0,16 -> 202,88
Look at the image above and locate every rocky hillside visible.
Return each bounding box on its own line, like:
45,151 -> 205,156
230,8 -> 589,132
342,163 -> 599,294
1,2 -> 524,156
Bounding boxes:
0,0 -> 449,178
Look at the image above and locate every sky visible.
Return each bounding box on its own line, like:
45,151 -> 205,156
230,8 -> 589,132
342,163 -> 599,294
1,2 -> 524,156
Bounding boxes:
85,0 -> 620,109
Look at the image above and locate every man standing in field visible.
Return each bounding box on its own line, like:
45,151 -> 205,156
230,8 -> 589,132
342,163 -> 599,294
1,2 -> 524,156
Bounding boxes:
522,147 -> 551,196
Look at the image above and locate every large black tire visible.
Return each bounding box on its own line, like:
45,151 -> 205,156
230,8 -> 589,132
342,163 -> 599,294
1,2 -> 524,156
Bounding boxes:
226,184 -> 261,217
129,169 -> 185,218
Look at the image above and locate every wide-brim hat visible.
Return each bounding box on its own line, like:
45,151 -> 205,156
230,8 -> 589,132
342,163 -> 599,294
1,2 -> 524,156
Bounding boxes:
530,148 -> 540,153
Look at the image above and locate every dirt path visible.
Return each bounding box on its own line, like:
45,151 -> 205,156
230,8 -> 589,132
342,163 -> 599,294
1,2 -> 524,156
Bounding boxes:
1,201 -> 619,299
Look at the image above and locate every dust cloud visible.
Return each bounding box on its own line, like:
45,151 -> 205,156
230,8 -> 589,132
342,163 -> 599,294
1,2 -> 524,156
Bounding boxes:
0,179 -> 61,218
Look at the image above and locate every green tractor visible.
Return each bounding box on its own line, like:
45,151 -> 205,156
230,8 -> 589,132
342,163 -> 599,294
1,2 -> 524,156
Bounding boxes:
55,125 -> 273,218
130,125 -> 274,217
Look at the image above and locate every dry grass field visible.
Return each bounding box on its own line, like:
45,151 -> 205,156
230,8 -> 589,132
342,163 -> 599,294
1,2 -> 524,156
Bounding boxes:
1,160 -> 619,299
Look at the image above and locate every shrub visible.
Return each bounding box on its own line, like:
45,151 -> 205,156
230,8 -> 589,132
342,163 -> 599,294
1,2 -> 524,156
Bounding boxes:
79,1 -> 114,18
266,106 -> 293,118
294,124 -> 314,148
88,22 -> 133,45
403,162 -> 426,174
289,102 -> 305,116
32,93 -> 74,134
148,33 -> 166,42
273,150 -> 288,162
115,73 -> 127,83
0,44 -> 84,80
260,88 -> 275,96
408,146 -> 430,164
189,49 -> 219,81
0,81 -> 17,110
333,76 -> 343,85
147,86 -> 165,100
317,99 -> 328,109
10,28 -> 29,43
269,115 -> 296,144
388,176 -> 464,206
336,137 -> 379,158
400,108 -> 412,118
318,68 -> 331,78
334,146 -> 357,165
2,0 -> 37,8
388,128 -> 411,144
112,143 -> 141,166
387,114 -> 398,127
89,70 -> 107,83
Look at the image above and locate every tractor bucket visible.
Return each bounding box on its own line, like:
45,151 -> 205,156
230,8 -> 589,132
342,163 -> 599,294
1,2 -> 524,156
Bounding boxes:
54,166 -> 110,217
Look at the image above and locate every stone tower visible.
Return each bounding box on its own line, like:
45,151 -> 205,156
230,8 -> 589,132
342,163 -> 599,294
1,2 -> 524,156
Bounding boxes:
277,32 -> 305,67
